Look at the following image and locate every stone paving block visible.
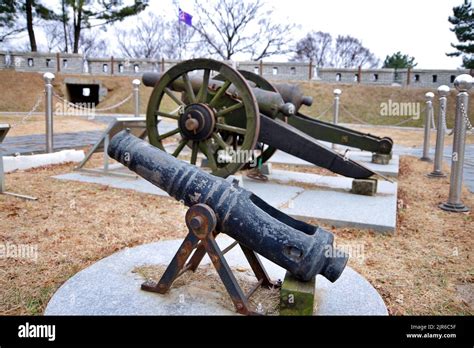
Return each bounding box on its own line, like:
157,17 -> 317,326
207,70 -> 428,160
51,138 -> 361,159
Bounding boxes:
351,178 -> 378,196
280,271 -> 316,316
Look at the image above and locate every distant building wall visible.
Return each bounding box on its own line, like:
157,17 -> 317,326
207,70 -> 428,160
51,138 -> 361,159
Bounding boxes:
0,51 -> 471,88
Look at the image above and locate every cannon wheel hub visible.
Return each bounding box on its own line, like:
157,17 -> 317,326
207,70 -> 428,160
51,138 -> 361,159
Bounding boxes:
179,103 -> 216,141
146,58 -> 260,178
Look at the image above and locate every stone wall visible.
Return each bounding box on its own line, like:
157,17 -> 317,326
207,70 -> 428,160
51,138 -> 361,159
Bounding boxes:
0,51 -> 84,74
1,50 -> 471,88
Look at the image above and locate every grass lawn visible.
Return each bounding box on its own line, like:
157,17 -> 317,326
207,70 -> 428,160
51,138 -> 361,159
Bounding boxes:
0,154 -> 472,315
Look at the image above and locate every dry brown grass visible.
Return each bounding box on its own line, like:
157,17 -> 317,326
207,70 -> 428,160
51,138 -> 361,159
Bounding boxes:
322,157 -> 474,315
347,124 -> 474,146
296,81 -> 474,129
0,70 -> 152,115
2,70 -> 472,130
0,154 -> 472,315
1,115 -> 106,137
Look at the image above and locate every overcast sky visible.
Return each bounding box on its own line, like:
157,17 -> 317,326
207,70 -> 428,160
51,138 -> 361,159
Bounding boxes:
13,0 -> 469,69
174,0 -> 466,69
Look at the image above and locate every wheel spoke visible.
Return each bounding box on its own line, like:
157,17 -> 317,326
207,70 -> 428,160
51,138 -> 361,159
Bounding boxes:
199,141 -> 217,171
190,141 -> 199,165
209,80 -> 232,107
165,88 -> 184,106
216,123 -> 246,135
172,138 -> 187,157
211,133 -> 230,149
197,69 -> 210,103
182,73 -> 196,103
156,111 -> 180,120
216,102 -> 244,117
158,127 -> 181,141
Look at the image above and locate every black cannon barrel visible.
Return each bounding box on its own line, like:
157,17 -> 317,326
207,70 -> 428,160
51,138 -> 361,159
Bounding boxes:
108,130 -> 348,282
143,72 -> 162,87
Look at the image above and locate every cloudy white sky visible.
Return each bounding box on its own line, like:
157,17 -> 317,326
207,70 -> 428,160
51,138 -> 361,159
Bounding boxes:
9,0 -> 468,69
174,0 -> 466,69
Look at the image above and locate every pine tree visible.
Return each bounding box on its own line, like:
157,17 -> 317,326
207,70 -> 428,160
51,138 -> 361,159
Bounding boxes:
0,0 -> 59,51
447,0 -> 474,69
383,52 -> 417,69
61,0 -> 148,54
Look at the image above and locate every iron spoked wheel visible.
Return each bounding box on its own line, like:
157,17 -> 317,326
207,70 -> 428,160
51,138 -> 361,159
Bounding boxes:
238,70 -> 279,169
146,58 -> 260,178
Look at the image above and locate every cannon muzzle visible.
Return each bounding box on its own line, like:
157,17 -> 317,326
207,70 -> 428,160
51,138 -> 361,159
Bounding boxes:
142,72 -> 162,88
108,130 -> 348,282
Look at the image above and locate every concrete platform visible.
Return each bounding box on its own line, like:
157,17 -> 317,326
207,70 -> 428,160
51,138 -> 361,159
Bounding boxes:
269,150 -> 399,178
54,166 -> 397,233
45,236 -> 388,316
263,170 -> 397,233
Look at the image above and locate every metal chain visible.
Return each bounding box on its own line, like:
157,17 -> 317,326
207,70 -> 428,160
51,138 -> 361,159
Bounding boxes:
430,106 -> 436,131
390,116 -> 416,127
388,105 -> 427,127
460,102 -> 473,135
315,104 -> 333,120
53,92 -> 133,113
94,94 -> 133,111
339,104 -> 371,125
9,92 -> 44,128
440,102 -> 454,136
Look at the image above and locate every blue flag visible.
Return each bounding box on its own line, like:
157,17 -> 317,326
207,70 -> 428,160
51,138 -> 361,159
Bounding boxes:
179,8 -> 193,26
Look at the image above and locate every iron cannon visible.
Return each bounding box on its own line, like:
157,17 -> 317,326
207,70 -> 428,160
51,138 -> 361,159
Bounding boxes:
108,130 -> 348,314
142,58 -> 393,179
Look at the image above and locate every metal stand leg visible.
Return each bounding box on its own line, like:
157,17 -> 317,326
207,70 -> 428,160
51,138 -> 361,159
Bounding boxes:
103,134 -> 109,173
141,233 -> 200,294
240,244 -> 274,288
142,204 -> 279,315
0,153 -> 5,194
202,234 -> 252,314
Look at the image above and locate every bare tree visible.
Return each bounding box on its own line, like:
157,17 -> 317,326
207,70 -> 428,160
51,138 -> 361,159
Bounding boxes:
293,31 -> 333,67
332,35 -> 379,68
0,24 -> 25,45
42,22 -> 64,52
192,0 -> 294,60
79,29 -> 107,57
164,19 -> 200,59
116,12 -> 200,59
116,12 -> 167,58
42,22 -> 107,56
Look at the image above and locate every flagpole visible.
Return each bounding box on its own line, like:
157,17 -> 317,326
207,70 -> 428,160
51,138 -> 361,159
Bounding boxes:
178,8 -> 182,60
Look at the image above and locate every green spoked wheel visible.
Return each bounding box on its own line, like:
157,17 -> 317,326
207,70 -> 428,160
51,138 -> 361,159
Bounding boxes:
146,58 -> 260,178
238,70 -> 279,169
